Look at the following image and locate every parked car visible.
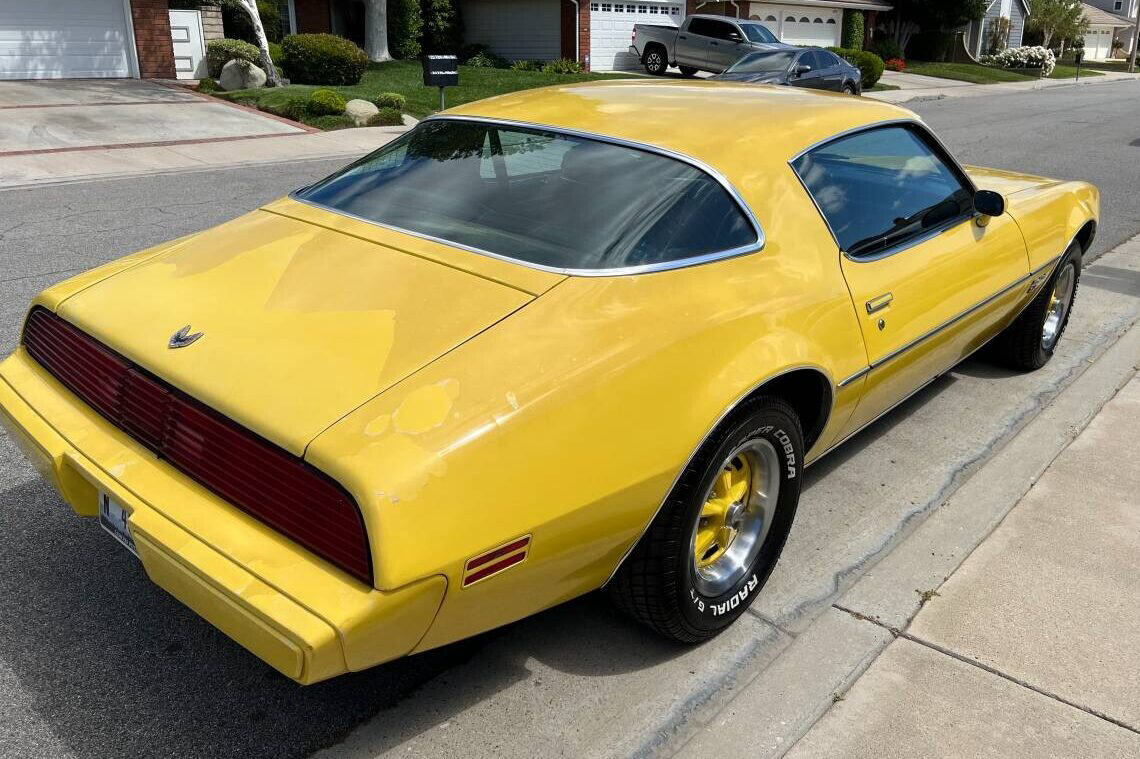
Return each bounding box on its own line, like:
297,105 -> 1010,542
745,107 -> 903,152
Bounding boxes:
0,82 -> 1096,684
630,14 -> 792,76
714,48 -> 863,94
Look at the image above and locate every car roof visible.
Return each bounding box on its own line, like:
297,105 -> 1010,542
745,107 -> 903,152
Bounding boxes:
444,80 -> 917,183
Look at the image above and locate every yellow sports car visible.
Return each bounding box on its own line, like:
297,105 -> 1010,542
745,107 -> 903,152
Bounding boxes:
0,81 -> 1096,684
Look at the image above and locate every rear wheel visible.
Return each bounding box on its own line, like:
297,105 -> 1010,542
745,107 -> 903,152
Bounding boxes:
678,65 -> 698,77
988,242 -> 1082,370
608,397 -> 802,641
644,46 -> 668,75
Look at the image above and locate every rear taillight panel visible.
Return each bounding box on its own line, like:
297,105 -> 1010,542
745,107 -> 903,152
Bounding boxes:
22,307 -> 373,585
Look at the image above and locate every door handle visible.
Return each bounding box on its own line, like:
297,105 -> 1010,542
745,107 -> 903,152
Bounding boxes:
866,293 -> 893,314
679,35 -> 687,39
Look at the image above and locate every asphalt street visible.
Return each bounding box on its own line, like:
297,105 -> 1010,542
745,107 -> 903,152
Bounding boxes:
1,80 -> 1139,759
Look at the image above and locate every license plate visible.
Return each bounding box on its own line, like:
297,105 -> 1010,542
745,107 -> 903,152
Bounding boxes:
99,493 -> 138,558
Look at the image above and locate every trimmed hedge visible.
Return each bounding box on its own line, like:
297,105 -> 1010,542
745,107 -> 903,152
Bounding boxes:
829,47 -> 884,88
281,34 -> 369,85
371,92 -> 407,110
206,38 -> 260,78
841,10 -> 864,51
309,88 -> 347,115
260,96 -> 310,121
197,77 -> 219,93
868,38 -> 904,62
367,107 -> 404,126
307,114 -> 355,130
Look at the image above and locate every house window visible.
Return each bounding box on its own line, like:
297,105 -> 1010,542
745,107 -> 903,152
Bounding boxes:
278,0 -> 296,36
591,2 -> 598,8
1114,0 -> 1122,9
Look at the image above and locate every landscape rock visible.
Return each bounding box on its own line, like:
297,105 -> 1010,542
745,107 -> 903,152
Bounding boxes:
218,59 -> 266,91
345,99 -> 380,127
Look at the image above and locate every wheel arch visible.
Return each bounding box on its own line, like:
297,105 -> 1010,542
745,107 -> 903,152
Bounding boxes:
1074,218 -> 1096,253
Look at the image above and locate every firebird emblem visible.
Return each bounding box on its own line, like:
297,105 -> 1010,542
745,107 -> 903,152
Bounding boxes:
168,326 -> 204,349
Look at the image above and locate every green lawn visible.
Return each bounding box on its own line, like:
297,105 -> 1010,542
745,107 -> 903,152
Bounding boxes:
1073,58 -> 1136,72
867,82 -> 900,91
903,61 -> 1037,83
216,60 -> 633,120
902,59 -> 1102,83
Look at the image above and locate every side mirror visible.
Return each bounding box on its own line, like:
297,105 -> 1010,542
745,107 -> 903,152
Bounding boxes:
728,32 -> 743,43
794,64 -> 812,76
973,190 -> 1005,226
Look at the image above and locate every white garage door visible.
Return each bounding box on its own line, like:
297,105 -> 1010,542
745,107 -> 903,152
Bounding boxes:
0,0 -> 135,79
1084,27 -> 1112,61
748,4 -> 841,47
592,1 -> 682,71
462,0 -> 561,62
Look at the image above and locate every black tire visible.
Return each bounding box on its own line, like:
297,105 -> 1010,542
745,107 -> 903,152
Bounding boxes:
678,65 -> 698,77
843,82 -> 859,95
608,397 -> 803,642
988,242 -> 1082,371
643,46 -> 668,76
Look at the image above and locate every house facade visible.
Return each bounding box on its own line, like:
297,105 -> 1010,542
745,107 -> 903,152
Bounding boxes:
1081,1 -> 1135,59
963,0 -> 1030,57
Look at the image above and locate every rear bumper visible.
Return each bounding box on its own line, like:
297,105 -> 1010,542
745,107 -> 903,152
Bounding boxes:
0,348 -> 446,684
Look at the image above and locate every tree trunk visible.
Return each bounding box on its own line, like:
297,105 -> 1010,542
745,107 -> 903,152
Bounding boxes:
238,0 -> 280,86
364,0 -> 392,62
1042,29 -> 1053,48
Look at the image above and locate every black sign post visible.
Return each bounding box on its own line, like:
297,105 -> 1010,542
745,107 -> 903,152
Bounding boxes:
422,55 -> 459,111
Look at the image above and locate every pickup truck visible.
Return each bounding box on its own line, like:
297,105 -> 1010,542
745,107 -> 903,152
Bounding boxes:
630,14 -> 792,76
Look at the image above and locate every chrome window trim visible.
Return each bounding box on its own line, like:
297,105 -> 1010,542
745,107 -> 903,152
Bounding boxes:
788,119 -> 979,261
290,115 -> 766,278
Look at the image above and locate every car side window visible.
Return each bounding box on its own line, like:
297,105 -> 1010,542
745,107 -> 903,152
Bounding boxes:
791,125 -> 975,259
687,18 -> 714,37
807,51 -> 832,69
706,20 -> 738,40
821,50 -> 844,67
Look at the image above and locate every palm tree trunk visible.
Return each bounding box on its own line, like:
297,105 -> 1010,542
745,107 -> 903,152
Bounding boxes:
239,0 -> 280,86
364,0 -> 393,62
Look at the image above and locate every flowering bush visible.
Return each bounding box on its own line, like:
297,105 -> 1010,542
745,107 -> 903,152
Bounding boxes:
885,57 -> 906,72
985,46 -> 1056,76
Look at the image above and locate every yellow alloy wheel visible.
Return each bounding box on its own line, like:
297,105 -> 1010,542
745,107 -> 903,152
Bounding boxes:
690,438 -> 781,597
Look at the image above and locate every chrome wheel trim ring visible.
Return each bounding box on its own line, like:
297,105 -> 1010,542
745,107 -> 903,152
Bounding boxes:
1042,262 -> 1076,350
647,52 -> 663,71
690,439 -> 781,597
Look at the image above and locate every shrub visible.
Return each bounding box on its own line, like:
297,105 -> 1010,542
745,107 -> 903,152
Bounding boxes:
282,33 -> 369,85
510,59 -> 543,71
308,88 -> 347,115
841,10 -> 864,51
220,0 -> 282,44
467,50 -> 507,68
206,38 -> 260,78
307,114 -> 356,130
371,92 -> 407,110
197,77 -> 219,93
388,0 -> 423,59
260,96 -> 310,121
828,47 -> 884,88
367,107 -> 404,126
422,0 -> 465,53
542,58 -> 583,74
987,45 -> 1056,75
885,57 -> 906,72
868,38 -> 904,62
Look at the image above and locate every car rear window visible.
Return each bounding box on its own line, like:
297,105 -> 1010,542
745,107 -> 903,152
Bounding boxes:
295,119 -> 759,273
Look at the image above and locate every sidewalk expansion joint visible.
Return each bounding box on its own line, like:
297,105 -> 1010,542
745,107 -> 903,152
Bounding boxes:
833,603 -> 1140,738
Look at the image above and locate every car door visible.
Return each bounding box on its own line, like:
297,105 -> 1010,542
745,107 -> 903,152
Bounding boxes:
814,50 -> 846,90
791,123 -> 1031,434
676,18 -> 714,68
789,50 -> 825,89
705,19 -> 749,71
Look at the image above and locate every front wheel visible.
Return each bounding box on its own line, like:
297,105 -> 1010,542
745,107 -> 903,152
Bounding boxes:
643,46 -> 668,76
988,242 -> 1082,370
843,83 -> 859,95
608,397 -> 803,642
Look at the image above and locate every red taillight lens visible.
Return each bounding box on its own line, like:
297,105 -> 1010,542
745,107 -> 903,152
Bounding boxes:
22,307 -> 373,585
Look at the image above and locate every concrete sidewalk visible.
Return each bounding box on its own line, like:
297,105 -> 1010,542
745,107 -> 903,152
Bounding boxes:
869,68 -> 1140,104
0,125 -> 406,189
789,371 -> 1140,757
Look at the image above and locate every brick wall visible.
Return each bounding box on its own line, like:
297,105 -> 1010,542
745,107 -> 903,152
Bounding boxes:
295,0 -> 331,33
578,0 -> 590,69
130,0 -> 176,78
200,4 -> 224,41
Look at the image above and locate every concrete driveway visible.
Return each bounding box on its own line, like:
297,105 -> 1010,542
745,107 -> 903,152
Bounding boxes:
0,79 -> 303,155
